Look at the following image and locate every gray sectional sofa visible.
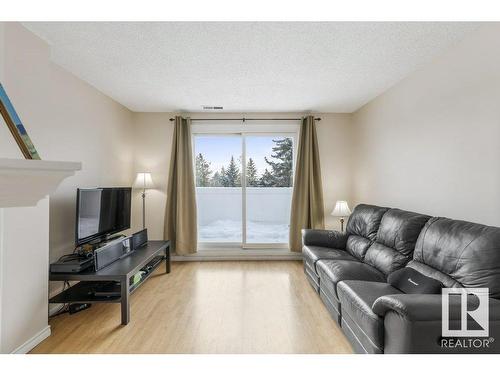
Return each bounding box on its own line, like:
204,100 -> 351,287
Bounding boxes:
302,204 -> 500,353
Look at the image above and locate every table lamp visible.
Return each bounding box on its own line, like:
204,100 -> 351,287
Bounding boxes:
331,200 -> 352,232
133,172 -> 156,229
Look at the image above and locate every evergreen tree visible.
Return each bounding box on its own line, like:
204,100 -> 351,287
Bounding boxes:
210,171 -> 223,187
218,167 -> 228,186
224,156 -> 241,187
264,138 -> 293,187
259,168 -> 275,187
246,158 -> 259,187
195,153 -> 212,187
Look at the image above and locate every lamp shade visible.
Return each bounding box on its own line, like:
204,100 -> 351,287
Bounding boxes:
133,172 -> 155,189
331,200 -> 351,217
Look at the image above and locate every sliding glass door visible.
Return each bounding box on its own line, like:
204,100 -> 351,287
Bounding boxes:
194,130 -> 295,249
244,135 -> 293,245
194,135 -> 242,243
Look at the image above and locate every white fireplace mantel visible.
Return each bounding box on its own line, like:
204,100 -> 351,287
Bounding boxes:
0,158 -> 82,208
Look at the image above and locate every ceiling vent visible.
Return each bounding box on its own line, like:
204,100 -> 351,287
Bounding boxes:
202,105 -> 223,110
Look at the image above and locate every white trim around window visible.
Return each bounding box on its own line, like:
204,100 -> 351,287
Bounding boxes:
192,120 -> 300,253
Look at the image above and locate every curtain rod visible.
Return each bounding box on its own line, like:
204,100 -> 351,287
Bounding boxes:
168,117 -> 321,122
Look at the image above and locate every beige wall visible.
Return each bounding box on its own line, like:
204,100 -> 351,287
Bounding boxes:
0,23 -> 135,295
317,113 -> 353,229
131,112 -> 175,238
352,24 -> 500,226
131,112 -> 354,239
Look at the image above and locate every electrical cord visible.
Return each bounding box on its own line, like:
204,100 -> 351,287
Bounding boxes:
49,281 -> 70,318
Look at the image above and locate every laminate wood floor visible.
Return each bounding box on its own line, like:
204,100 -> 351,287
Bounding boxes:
31,261 -> 353,354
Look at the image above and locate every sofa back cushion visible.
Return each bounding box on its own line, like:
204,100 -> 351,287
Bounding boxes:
345,204 -> 389,259
364,208 -> 430,275
412,217 -> 500,298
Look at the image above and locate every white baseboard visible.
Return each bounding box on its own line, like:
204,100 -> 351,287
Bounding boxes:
172,252 -> 302,261
11,325 -> 51,354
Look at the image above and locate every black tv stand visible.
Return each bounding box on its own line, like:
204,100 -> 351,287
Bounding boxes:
49,240 -> 170,325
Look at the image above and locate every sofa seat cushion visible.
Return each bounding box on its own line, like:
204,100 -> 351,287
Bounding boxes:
337,280 -> 403,353
316,259 -> 386,298
303,245 -> 357,275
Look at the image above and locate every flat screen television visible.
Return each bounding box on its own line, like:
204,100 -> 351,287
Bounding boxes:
75,187 -> 132,246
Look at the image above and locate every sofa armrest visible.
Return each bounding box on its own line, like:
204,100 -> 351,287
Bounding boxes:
301,229 -> 348,249
373,293 -> 500,321
372,293 -> 500,353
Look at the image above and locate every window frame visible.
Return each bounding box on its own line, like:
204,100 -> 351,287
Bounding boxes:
191,121 -> 299,251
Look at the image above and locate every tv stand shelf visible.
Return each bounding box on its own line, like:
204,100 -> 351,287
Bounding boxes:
49,240 -> 170,325
50,281 -> 122,304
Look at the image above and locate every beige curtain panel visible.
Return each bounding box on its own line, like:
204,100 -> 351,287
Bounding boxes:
289,115 -> 325,252
164,116 -> 198,255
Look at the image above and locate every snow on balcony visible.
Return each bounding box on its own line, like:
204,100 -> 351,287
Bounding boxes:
196,187 -> 292,244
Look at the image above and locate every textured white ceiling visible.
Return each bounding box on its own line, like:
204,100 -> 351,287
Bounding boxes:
24,22 -> 479,113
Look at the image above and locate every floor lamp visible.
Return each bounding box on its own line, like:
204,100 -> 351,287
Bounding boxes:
133,172 -> 155,229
